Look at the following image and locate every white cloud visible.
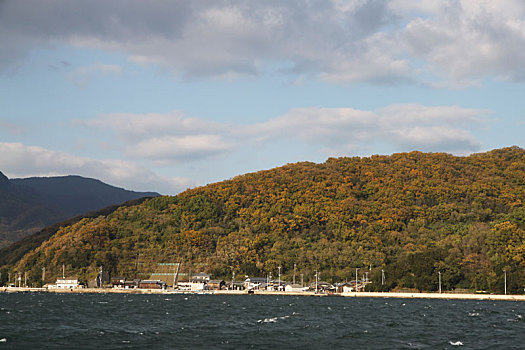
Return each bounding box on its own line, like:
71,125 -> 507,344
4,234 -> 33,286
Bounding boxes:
79,104 -> 489,162
244,107 -> 378,143
247,104 -> 487,154
77,111 -> 234,162
5,0 -> 524,84
399,0 -> 525,83
0,0 -> 474,83
0,142 -> 196,194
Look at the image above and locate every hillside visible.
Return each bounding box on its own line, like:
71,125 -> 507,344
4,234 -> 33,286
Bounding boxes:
2,147 -> 524,293
0,173 -> 159,247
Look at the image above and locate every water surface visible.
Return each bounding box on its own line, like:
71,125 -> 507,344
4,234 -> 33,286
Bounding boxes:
1,293 -> 524,349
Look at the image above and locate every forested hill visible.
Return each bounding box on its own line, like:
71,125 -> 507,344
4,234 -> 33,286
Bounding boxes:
2,147 -> 525,293
0,173 -> 159,247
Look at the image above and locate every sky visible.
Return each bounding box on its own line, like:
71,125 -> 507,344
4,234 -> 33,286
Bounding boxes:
1,0 -> 524,195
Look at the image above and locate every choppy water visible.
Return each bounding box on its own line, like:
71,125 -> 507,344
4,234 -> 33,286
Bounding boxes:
1,293 -> 524,349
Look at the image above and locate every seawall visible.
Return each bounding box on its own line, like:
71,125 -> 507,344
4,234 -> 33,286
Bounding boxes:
2,287 -> 525,300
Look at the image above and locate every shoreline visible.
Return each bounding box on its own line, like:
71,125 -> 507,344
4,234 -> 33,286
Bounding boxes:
2,287 -> 525,300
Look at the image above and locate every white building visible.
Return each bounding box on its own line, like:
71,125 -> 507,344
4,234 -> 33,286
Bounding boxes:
54,277 -> 82,289
192,273 -> 211,282
285,284 -> 304,292
342,285 -> 354,293
177,281 -> 207,291
244,277 -> 267,290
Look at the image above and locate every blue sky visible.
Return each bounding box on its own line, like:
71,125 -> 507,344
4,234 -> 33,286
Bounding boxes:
1,0 -> 524,194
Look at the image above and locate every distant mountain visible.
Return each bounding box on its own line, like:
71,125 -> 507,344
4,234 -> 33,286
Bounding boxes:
0,172 -> 160,247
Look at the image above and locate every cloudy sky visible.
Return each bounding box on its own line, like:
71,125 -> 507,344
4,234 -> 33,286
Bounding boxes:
1,0 -> 524,194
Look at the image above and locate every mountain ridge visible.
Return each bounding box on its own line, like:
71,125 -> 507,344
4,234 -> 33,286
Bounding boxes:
2,147 -> 524,293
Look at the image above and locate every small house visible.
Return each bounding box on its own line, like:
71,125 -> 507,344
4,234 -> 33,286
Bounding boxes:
244,277 -> 267,290
138,280 -> 167,289
111,276 -> 126,288
309,281 -> 335,293
124,280 -> 139,289
207,280 -> 225,290
285,284 -> 304,292
191,272 -> 211,282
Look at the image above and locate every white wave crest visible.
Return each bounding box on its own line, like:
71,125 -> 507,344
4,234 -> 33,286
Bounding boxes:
449,341 -> 463,346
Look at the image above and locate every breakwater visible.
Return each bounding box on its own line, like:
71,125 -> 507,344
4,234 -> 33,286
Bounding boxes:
2,286 -> 525,300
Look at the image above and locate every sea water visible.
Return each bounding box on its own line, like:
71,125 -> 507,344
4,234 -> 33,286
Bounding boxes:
1,292 -> 524,349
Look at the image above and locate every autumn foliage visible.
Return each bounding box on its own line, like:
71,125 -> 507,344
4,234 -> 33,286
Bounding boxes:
3,147 -> 525,293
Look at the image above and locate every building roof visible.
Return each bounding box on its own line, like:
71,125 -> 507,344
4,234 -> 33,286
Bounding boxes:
139,280 -> 166,284
245,277 -> 267,283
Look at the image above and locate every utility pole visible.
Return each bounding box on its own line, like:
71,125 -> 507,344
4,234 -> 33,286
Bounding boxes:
315,270 -> 318,294
438,271 -> 442,294
293,263 -> 296,285
355,268 -> 359,292
173,261 -> 181,289
62,264 -> 65,279
278,266 -> 281,291
172,264 -> 177,290
504,270 -> 507,295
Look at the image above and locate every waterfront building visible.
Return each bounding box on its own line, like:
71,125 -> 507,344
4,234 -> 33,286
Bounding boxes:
207,280 -> 226,290
192,272 -> 211,282
285,284 -> 304,292
111,276 -> 126,288
244,277 -> 267,290
124,280 -> 140,289
54,277 -> 82,289
308,281 -> 335,293
138,280 -> 167,289
177,281 -> 207,291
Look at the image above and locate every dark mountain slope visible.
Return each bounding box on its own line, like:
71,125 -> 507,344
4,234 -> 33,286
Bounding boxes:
0,172 -> 160,247
3,147 -> 525,293
0,197 -> 153,268
11,175 -> 159,219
